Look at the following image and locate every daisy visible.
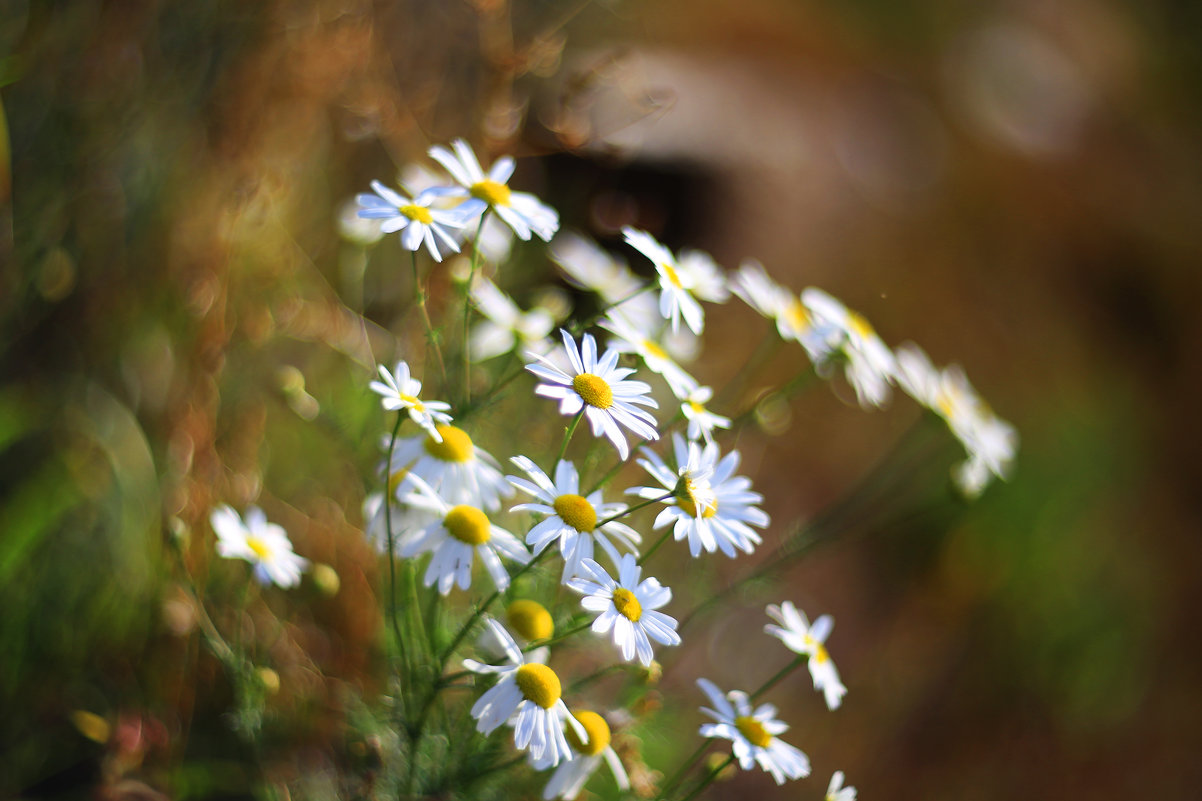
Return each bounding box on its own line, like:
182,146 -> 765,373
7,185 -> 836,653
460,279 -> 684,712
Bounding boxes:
801,288 -> 897,408
567,555 -> 681,666
600,311 -> 698,399
764,601 -> 847,710
469,277 -> 557,362
210,505 -> 309,589
355,180 -> 466,261
534,709 -> 630,800
696,678 -> 811,785
428,139 -> 559,242
397,476 -> 530,595
369,361 -> 453,439
550,231 -> 645,304
623,227 -> 727,335
464,618 -> 578,765
507,456 -> 642,582
630,434 -> 768,558
826,770 -> 858,801
730,260 -> 839,363
386,423 -> 512,511
680,385 -> 731,443
526,330 -> 659,461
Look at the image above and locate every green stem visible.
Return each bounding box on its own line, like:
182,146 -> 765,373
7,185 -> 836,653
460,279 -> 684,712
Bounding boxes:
751,654 -> 806,701
523,617 -> 592,652
462,212 -> 490,406
412,250 -> 446,387
558,410 -> 584,463
596,490 -> 675,530
675,754 -> 735,801
383,414 -> 408,681
636,526 -> 674,567
657,741 -> 712,800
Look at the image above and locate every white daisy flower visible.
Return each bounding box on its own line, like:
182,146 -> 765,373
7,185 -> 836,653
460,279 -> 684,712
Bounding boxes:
210,505 -> 309,589
386,423 -> 512,512
525,330 -> 659,461
622,227 -> 727,335
826,770 -> 858,801
469,277 -> 557,362
507,456 -> 641,582
464,618 -> 579,765
567,555 -> 681,666
764,601 -> 847,710
356,181 -> 466,262
696,678 -> 811,785
369,361 -> 453,440
730,260 -> 839,363
680,385 -> 731,443
428,139 -> 559,242
601,311 -> 698,399
534,709 -> 630,800
801,288 -> 897,408
550,231 -> 645,304
630,434 -> 768,558
397,476 -> 530,595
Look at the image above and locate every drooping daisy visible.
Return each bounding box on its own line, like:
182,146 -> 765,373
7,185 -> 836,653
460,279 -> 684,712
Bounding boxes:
729,260 -> 839,363
369,361 -> 453,439
623,227 -> 727,335
826,770 -> 858,801
526,330 -> 659,461
386,423 -> 512,511
210,505 -> 309,589
696,678 -> 811,785
507,456 -> 641,582
397,476 -> 530,595
567,555 -> 681,666
764,601 -> 847,710
469,277 -> 557,362
356,181 -> 467,262
630,434 -> 768,558
429,139 -> 559,242
680,385 -> 731,443
801,288 -> 897,408
464,618 -> 578,765
600,311 -> 698,399
534,709 -> 630,800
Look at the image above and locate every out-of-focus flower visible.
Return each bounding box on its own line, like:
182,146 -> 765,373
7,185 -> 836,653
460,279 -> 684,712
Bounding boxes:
680,385 -> 731,443
567,555 -> 681,666
429,139 -> 559,241
730,260 -> 839,362
356,181 -> 466,261
696,678 -> 810,785
210,506 -> 308,588
469,277 -> 558,361
764,601 -> 847,710
802,288 -> 896,408
369,361 -> 453,439
623,227 -> 727,335
826,770 -> 858,801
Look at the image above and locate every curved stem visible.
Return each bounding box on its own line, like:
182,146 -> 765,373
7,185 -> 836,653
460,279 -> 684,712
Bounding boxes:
384,414 -> 408,679
675,754 -> 735,801
636,527 -> 674,567
558,410 -> 584,463
412,251 -> 446,387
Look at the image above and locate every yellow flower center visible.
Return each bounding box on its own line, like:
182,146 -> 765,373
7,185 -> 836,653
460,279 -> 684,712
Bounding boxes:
246,536 -> 272,560
444,505 -> 491,545
643,339 -> 668,360
783,299 -> 810,331
734,715 -> 773,749
399,204 -> 433,225
553,493 -> 597,532
848,311 -> 875,341
678,478 -> 718,519
470,179 -> 511,207
572,373 -> 614,409
688,400 -> 706,414
515,663 -> 561,709
804,635 -> 830,664
661,261 -> 683,289
399,393 -> 425,412
566,710 -> 612,756
423,424 -> 474,463
612,588 -> 642,622
507,599 -> 554,641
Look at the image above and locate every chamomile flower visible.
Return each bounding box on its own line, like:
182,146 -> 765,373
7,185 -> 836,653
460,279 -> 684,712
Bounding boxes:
802,288 -> 897,408
397,476 -> 530,595
386,423 -> 512,511
826,770 -> 858,801
534,709 -> 630,800
507,456 -> 641,582
680,385 -> 731,443
469,277 -> 557,361
696,678 -> 811,785
601,311 -> 698,399
464,618 -> 578,765
623,227 -> 727,335
567,555 -> 681,666
730,260 -> 839,363
355,181 -> 466,261
369,361 -> 452,439
526,330 -> 659,461
630,434 -> 768,558
428,139 -> 559,242
210,505 -> 309,589
550,231 -> 645,304
764,601 -> 847,710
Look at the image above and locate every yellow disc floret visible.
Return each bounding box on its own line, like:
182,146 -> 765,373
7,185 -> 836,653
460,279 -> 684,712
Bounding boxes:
553,493 -> 597,533
424,424 -> 474,463
661,262 -> 684,289
515,663 -> 561,709
847,311 -> 875,341
734,715 -> 773,749
572,373 -> 614,409
444,505 -> 491,545
643,339 -> 668,360
399,204 -> 434,224
566,710 -> 612,756
470,179 -> 511,207
246,536 -> 272,560
507,599 -> 554,641
677,478 -> 718,519
612,588 -> 643,622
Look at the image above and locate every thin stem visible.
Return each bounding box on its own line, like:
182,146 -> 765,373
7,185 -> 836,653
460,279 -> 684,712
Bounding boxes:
558,410 -> 584,463
597,490 -> 675,530
383,414 -> 408,677
657,741 -> 711,800
412,251 -> 446,386
586,457 -> 626,495
462,212 -> 490,406
636,526 -> 674,567
675,754 -> 735,801
567,284 -> 655,335
751,654 -> 806,701
523,617 -> 592,652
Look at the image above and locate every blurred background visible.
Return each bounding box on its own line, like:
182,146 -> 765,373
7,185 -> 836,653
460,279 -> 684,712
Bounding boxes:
3,0 -> 1201,798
